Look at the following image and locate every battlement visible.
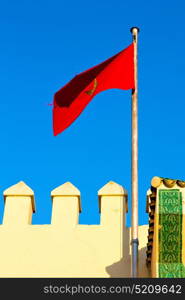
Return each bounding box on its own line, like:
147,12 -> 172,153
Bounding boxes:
0,180 -> 149,277
2,180 -> 128,227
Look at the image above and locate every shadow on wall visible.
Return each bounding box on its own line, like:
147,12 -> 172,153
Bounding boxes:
106,228 -> 150,278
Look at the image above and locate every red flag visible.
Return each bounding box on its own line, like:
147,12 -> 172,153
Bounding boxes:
53,43 -> 135,136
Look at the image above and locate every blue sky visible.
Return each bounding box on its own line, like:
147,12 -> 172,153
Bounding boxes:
0,0 -> 185,226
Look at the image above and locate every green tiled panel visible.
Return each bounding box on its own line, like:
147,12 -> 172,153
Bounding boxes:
158,189 -> 184,277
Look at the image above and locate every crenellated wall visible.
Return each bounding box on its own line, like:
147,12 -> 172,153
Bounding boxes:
0,180 -> 149,277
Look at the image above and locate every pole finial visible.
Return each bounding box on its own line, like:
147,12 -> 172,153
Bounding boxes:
130,27 -> 140,34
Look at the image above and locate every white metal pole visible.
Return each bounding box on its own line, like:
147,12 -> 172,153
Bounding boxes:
130,26 -> 139,278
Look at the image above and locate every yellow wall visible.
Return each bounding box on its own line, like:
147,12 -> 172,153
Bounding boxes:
0,181 -> 149,278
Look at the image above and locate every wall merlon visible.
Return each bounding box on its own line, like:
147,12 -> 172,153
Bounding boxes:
98,181 -> 127,229
3,181 -> 35,225
51,182 -> 81,212
51,182 -> 81,226
98,181 -> 128,213
3,181 -> 36,212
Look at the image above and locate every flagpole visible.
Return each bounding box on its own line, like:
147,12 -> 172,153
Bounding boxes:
130,26 -> 139,278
